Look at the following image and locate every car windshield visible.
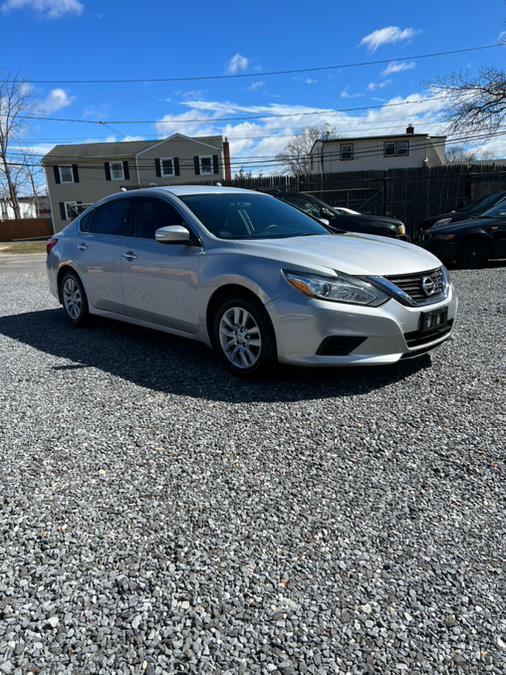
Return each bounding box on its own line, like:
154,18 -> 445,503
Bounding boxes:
481,199 -> 506,219
460,192 -> 505,214
180,193 -> 330,239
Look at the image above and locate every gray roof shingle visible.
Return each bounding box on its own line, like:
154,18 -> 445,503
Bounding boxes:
42,135 -> 224,163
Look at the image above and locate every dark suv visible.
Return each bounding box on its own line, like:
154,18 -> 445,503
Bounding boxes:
273,192 -> 407,239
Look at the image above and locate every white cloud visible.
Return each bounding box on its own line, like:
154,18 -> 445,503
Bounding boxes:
368,80 -> 392,91
175,88 -> 207,100
154,93 -> 449,175
247,80 -> 265,92
381,61 -> 416,76
227,53 -> 251,74
35,88 -> 74,113
340,87 -> 361,100
360,26 -> 418,52
1,0 -> 84,18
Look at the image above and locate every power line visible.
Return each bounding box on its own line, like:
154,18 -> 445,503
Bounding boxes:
19,95 -> 449,126
10,122 -> 455,148
3,44 -> 501,85
10,123 -> 455,156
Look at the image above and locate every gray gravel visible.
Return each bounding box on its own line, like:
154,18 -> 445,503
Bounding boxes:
0,257 -> 504,674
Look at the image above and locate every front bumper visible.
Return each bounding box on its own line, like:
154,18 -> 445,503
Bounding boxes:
265,284 -> 457,366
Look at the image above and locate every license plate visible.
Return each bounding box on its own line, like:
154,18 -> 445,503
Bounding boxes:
421,307 -> 448,332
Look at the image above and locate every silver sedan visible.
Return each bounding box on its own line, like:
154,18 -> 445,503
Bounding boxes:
47,186 -> 457,376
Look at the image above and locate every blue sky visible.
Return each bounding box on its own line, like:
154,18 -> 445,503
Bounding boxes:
1,0 -> 505,171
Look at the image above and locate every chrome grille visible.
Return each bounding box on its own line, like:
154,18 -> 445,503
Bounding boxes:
385,267 -> 445,305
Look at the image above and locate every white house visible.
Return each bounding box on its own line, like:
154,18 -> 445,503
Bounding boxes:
310,125 -> 446,174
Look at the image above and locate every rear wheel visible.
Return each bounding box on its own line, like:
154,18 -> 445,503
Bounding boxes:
457,238 -> 491,268
60,271 -> 89,325
212,296 -> 277,377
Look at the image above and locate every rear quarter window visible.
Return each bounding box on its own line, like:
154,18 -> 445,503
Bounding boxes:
79,210 -> 94,232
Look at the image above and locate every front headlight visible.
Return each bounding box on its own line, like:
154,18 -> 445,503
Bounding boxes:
283,270 -> 389,307
398,224 -> 406,236
432,233 -> 456,241
433,218 -> 452,227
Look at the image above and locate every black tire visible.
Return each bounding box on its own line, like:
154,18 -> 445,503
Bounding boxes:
457,238 -> 491,268
59,270 -> 89,325
211,295 -> 277,377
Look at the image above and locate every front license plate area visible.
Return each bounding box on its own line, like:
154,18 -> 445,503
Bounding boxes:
421,307 -> 448,332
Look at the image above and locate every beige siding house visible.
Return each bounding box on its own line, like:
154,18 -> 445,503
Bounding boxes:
42,133 -> 231,231
310,126 -> 446,174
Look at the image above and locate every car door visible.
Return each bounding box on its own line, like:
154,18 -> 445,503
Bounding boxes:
73,198 -> 134,313
120,196 -> 202,333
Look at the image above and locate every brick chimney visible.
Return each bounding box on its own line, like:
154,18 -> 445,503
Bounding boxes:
406,124 -> 414,134
223,137 -> 232,181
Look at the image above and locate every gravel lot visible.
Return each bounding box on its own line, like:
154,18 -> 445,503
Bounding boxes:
0,257 -> 504,674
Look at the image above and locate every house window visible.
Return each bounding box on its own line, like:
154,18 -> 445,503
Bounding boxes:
160,157 -> 175,177
199,155 -> 213,175
340,143 -> 354,160
59,165 -> 74,183
110,161 -> 125,181
397,141 -> 410,156
384,141 -> 410,157
64,201 -> 78,220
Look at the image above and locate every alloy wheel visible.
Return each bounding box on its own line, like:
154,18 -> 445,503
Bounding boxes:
218,306 -> 262,369
63,277 -> 82,320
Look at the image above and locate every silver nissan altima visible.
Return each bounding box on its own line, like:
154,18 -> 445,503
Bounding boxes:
46,186 -> 457,376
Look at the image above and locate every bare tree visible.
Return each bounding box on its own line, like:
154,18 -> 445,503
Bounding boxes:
429,67 -> 506,136
276,124 -> 337,175
0,72 -> 33,219
445,144 -> 478,163
16,148 -> 45,216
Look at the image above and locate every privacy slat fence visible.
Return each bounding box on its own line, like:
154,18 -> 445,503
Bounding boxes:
167,163 -> 506,235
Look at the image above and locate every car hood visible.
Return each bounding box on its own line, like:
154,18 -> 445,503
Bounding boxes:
230,233 -> 442,276
429,216 -> 498,234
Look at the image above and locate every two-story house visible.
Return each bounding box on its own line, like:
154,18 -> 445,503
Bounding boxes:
42,133 -> 231,231
310,125 -> 446,174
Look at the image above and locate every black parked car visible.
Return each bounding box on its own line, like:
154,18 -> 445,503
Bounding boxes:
419,200 -> 506,267
415,191 -> 506,239
273,192 -> 408,239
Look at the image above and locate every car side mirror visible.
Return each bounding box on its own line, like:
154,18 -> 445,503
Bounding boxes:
155,224 -> 191,244
321,207 -> 334,219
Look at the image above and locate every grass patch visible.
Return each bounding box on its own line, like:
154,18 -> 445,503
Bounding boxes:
0,240 -> 48,254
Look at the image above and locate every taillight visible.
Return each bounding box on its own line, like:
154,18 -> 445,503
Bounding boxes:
47,238 -> 58,255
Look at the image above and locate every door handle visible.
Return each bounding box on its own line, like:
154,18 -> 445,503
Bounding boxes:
122,251 -> 137,261
78,242 -> 88,251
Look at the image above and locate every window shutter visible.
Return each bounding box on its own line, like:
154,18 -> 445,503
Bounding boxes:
174,157 -> 180,176
155,158 -> 161,177
59,202 -> 66,220
54,166 -> 61,184
213,155 -> 219,174
194,156 -> 200,175
104,162 -> 111,181
123,161 -> 130,180
72,164 -> 79,183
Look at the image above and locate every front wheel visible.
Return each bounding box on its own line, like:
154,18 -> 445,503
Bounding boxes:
212,296 -> 277,377
60,271 -> 89,325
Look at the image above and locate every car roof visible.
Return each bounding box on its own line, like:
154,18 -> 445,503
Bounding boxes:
130,185 -> 262,198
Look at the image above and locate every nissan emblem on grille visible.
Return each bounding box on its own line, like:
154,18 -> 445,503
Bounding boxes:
421,275 -> 436,296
